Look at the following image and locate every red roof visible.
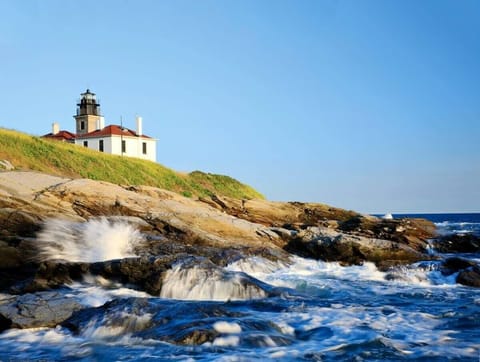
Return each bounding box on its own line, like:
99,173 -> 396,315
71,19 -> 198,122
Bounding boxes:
75,125 -> 152,139
42,130 -> 76,141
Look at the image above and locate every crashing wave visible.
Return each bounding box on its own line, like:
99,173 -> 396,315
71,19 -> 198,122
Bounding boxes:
36,218 -> 141,263
160,263 -> 269,301
226,256 -> 286,276
384,261 -> 457,286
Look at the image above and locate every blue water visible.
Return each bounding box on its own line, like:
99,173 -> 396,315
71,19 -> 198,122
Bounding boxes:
0,214 -> 479,361
397,213 -> 480,236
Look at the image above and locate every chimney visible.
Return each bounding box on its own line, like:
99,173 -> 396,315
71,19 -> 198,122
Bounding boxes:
136,116 -> 143,136
96,119 -> 101,130
99,116 -> 105,129
52,122 -> 60,135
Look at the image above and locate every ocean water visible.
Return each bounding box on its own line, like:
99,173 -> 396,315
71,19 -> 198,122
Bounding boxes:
0,214 -> 479,361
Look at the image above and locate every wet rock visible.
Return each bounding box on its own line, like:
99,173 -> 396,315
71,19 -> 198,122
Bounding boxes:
285,227 -> 429,268
63,298 -> 228,344
441,257 -> 480,288
441,257 -> 477,274
457,268 -> 480,288
89,256 -> 177,295
63,297 -> 293,346
14,256 -> 178,295
0,291 -> 82,330
432,233 -> 480,253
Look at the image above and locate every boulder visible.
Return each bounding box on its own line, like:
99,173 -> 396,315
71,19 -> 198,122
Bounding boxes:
457,268 -> 480,288
440,257 -> 480,288
0,291 -> 83,330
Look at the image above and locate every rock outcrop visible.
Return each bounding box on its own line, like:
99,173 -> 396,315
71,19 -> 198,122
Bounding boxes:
284,226 -> 429,269
0,171 -> 439,294
432,233 -> 480,253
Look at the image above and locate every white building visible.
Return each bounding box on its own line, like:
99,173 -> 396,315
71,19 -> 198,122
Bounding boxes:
43,89 -> 157,162
74,122 -> 156,162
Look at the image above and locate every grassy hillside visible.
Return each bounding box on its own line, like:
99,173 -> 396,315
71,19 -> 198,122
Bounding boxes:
0,128 -> 264,200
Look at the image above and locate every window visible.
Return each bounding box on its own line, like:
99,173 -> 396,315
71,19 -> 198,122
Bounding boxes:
99,140 -> 104,152
80,121 -> 85,130
121,140 -> 126,153
142,142 -> 147,155
83,141 -> 88,147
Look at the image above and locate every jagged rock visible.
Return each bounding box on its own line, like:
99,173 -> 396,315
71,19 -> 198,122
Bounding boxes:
339,216 -> 436,252
285,226 -> 430,268
432,233 -> 480,253
198,194 -> 436,250
0,291 -> 83,330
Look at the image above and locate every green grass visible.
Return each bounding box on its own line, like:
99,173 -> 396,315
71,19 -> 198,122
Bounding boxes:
0,128 -> 264,200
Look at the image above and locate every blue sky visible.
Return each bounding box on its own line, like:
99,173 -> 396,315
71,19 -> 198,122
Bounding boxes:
0,0 -> 478,213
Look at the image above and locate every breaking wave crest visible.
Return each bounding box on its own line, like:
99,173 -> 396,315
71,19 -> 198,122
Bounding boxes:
160,264 -> 268,301
36,218 -> 141,263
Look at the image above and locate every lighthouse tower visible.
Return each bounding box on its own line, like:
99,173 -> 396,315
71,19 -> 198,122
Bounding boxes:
74,89 -> 104,135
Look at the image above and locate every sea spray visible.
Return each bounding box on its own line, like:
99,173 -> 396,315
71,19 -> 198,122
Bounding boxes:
36,218 -> 141,262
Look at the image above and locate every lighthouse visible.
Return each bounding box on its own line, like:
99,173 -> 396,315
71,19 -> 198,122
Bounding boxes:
74,89 -> 104,135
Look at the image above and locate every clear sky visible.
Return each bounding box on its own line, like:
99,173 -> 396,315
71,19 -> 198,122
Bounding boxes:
0,0 -> 478,213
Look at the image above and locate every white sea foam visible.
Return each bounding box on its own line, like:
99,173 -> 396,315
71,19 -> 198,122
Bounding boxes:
385,263 -> 458,287
36,217 -> 141,262
212,335 -> 240,347
269,304 -> 448,357
435,221 -> 480,235
0,326 -> 91,359
160,265 -> 267,301
213,321 -> 242,334
229,256 -> 386,291
231,256 -> 459,291
66,281 -> 151,308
